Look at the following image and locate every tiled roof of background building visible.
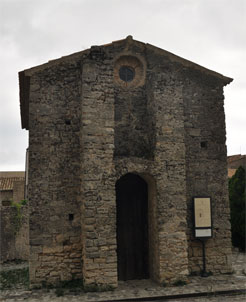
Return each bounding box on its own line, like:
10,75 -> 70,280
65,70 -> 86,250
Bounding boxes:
227,155 -> 246,177
0,172 -> 25,191
228,168 -> 237,178
227,154 -> 245,164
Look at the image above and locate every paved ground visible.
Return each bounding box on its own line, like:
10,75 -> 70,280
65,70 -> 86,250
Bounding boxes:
1,249 -> 245,301
154,295 -> 246,301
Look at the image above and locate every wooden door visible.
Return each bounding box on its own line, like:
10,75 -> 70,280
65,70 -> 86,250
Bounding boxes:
116,173 -> 149,280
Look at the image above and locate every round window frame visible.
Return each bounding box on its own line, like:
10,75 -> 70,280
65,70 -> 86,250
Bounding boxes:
114,55 -> 145,88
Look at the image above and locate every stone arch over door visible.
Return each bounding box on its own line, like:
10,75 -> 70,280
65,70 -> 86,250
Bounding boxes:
116,173 -> 149,280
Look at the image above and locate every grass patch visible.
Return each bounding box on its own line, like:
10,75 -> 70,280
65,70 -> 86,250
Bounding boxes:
162,281 -> 167,287
59,278 -> 83,289
189,271 -> 200,276
51,279 -> 114,296
173,279 -> 187,286
0,268 -> 114,296
83,283 -> 115,292
0,267 -> 29,290
46,279 -> 84,297
55,288 -> 64,297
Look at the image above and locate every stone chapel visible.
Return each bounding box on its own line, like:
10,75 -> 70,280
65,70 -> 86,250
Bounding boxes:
19,36 -> 233,288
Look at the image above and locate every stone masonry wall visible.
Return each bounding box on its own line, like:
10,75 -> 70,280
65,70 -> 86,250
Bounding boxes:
145,47 -> 189,283
111,40 -> 189,284
15,206 -> 29,260
25,37 -> 231,287
13,180 -> 25,203
183,69 -> 232,274
0,191 -> 12,204
114,86 -> 154,159
27,59 -> 83,286
80,49 -> 117,287
0,205 -> 29,262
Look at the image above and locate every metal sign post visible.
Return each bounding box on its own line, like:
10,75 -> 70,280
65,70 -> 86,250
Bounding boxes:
193,197 -> 212,277
200,239 -> 208,277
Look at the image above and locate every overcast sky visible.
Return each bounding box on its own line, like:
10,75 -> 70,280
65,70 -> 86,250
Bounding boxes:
0,0 -> 245,171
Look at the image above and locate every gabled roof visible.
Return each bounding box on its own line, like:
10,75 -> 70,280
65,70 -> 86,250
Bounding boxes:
19,35 -> 233,130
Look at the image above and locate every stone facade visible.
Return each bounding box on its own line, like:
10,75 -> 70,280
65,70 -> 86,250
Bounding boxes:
228,154 -> 246,169
0,171 -> 25,205
227,154 -> 246,178
0,172 -> 29,262
0,205 -> 29,262
19,36 -> 233,288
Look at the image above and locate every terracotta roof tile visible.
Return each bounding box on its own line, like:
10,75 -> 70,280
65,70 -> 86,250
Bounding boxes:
228,168 -> 237,178
227,154 -> 244,164
0,177 -> 25,191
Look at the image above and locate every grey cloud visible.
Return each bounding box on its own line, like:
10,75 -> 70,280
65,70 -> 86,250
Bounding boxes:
0,0 -> 245,170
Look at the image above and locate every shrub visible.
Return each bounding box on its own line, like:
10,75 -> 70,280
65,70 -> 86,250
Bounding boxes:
229,166 -> 246,251
173,279 -> 187,286
83,283 -> 114,292
11,199 -> 28,234
0,267 -> 29,290
55,288 -> 64,297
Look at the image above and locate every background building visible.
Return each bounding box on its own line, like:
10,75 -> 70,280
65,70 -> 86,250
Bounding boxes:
228,154 -> 246,178
0,171 -> 25,206
0,171 -> 28,262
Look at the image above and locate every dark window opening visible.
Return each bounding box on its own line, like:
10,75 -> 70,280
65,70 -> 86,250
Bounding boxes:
69,214 -> 74,221
63,240 -> 69,246
65,119 -> 71,125
2,200 -> 11,206
201,141 -> 207,148
119,66 -> 135,82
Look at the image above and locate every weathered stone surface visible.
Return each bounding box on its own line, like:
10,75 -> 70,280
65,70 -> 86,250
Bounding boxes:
0,205 -> 29,262
19,37 -> 232,287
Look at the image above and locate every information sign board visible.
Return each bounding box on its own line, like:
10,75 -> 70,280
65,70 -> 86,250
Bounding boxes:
193,197 -> 212,238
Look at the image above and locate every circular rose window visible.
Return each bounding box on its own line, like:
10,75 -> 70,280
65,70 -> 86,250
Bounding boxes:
114,55 -> 145,88
119,66 -> 135,82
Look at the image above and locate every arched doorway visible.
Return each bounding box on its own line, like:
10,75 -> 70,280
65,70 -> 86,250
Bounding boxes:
116,173 -> 149,280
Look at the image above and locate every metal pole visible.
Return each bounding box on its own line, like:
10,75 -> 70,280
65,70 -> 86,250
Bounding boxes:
201,239 -> 208,277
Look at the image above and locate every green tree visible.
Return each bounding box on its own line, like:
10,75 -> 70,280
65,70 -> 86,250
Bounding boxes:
229,166 -> 246,251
